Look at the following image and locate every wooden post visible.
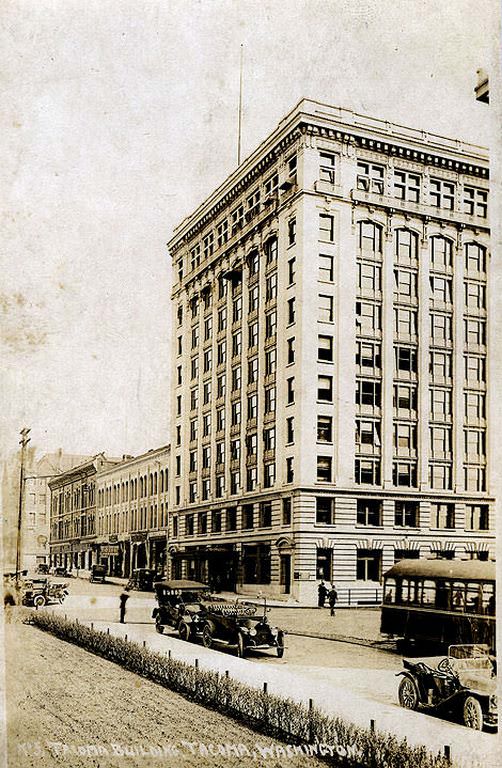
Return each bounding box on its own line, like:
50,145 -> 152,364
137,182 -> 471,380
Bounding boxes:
444,746 -> 451,762
370,719 -> 375,732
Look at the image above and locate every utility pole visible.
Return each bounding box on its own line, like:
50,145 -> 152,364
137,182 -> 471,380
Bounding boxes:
15,427 -> 31,581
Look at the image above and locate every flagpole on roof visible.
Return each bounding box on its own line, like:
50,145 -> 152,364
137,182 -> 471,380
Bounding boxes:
237,43 -> 244,166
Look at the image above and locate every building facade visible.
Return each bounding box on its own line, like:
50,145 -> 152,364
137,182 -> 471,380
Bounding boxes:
49,454 -> 121,572
167,99 -> 493,603
95,445 -> 170,577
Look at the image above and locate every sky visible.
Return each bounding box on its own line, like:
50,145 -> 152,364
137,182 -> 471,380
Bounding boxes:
1,0 -> 498,460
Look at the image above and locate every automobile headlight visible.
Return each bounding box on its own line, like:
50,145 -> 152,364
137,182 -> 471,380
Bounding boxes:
249,628 -> 257,636
270,627 -> 278,636
240,626 -> 249,634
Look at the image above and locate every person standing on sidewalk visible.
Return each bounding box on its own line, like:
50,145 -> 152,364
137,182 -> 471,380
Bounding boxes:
317,581 -> 328,608
328,584 -> 338,616
119,588 -> 130,624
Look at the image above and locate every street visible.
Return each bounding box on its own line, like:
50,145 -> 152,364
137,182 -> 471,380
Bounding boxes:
38,576 -> 499,766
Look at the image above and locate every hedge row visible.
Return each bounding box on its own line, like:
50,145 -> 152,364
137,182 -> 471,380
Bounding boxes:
26,611 -> 454,768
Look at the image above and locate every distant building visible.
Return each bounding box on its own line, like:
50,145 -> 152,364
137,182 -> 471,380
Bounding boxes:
167,99 -> 493,603
2,448 -> 91,572
95,445 -> 170,577
49,453 -> 121,572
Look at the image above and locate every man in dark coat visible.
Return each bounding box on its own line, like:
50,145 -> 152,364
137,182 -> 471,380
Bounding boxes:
119,588 -> 130,623
328,584 -> 338,616
317,581 -> 328,608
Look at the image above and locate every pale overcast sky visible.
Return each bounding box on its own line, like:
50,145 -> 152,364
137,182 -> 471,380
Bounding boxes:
1,0 -> 498,458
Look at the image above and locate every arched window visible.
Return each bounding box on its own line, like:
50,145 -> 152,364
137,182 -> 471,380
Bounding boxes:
430,236 -> 453,271
358,221 -> 382,255
395,229 -> 418,265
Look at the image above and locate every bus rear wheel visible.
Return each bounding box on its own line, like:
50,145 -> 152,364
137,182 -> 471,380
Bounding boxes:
398,675 -> 419,710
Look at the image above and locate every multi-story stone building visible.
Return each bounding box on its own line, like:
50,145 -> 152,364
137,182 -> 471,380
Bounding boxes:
167,99 -> 493,603
49,453 -> 121,572
95,445 -> 170,577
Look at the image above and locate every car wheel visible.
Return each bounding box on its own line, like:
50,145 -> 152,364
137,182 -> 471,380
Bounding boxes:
155,617 -> 164,635
277,632 -> 285,658
178,622 -> 191,642
463,696 -> 483,730
33,595 -> 46,608
398,675 -> 419,710
202,625 -> 214,649
236,633 -> 246,658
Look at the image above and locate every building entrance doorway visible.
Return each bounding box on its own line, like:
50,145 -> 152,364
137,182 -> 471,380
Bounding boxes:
280,555 -> 291,594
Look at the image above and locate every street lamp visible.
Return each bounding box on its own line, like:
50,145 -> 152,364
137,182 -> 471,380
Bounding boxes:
16,427 -> 31,581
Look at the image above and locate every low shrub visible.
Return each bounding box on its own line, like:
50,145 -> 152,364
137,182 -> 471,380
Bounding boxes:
26,611 -> 454,768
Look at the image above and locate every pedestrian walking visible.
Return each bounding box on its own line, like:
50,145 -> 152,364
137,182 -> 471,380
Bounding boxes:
328,584 -> 338,616
119,588 -> 130,624
317,580 -> 328,608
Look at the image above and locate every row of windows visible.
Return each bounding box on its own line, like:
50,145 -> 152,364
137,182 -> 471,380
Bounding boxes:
97,503 -> 168,535
317,498 -> 489,530
354,159 -> 487,216
97,469 -> 169,507
173,500 -> 278,538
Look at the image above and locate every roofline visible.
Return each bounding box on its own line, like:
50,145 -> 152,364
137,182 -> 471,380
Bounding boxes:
95,444 -> 171,479
47,453 -> 120,486
167,97 -> 489,249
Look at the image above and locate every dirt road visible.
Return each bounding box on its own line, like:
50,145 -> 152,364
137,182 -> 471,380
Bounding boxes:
4,621 -> 326,768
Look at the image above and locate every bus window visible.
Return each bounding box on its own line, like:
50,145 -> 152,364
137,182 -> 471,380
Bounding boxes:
483,583 -> 495,615
452,581 -> 466,611
383,578 -> 396,604
465,583 -> 482,614
421,580 -> 435,606
435,581 -> 450,610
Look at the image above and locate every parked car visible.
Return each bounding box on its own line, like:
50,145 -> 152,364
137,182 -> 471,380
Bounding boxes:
89,564 -> 107,583
152,579 -> 211,638
35,563 -> 49,575
201,599 -> 285,658
20,578 -> 68,607
397,644 -> 497,730
126,568 -> 159,592
50,566 -> 72,577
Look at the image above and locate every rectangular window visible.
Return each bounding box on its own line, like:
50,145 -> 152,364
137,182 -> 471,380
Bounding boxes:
430,425 -> 452,457
265,173 -> 278,196
190,244 -> 201,270
317,456 -> 332,482
246,466 -> 257,491
287,377 -> 295,404
215,475 -> 224,498
430,275 -> 452,305
429,462 -> 452,490
319,294 -> 334,322
263,426 -> 276,451
464,465 -> 486,492
393,170 -> 420,202
319,214 -> 335,242
395,345 -> 417,374
230,470 -> 240,495
288,217 -> 296,246
263,462 -> 276,488
392,461 -> 417,487
358,261 -> 382,292
248,321 -> 258,348
248,284 -> 259,312
356,380 -> 381,408
266,273 -> 277,301
431,313 -> 452,343
465,318 -> 486,347
287,337 -> 295,364
282,498 -> 292,525
465,243 -> 486,275
464,428 -> 485,459
247,393 -> 258,420
198,511 -> 208,534
242,504 -> 254,529
431,388 -> 452,420
216,408 -> 225,432
356,161 -> 384,194
356,549 -> 381,581
260,502 -> 272,528
264,385 -> 276,413
232,366 -> 241,391
248,357 -> 258,384
464,355 -> 485,385
319,152 -> 336,184
203,232 -> 214,259
356,301 -> 381,334
186,514 -> 195,536
231,400 -> 241,426
430,502 -> 455,529
216,373 -> 226,399
265,311 -> 277,338
356,419 -> 381,452
286,457 -> 294,483
226,507 -> 237,531
232,296 -> 242,323
463,187 -> 487,218
465,504 -> 489,530
287,297 -> 296,324
319,253 -> 334,282
465,281 -> 486,311
202,413 -> 211,436
429,178 -> 455,209
465,391 -> 485,422
430,237 -> 453,271
394,500 -> 418,527
394,307 -> 417,337
217,219 -> 228,247
357,499 -> 381,526
191,357 -> 199,379
316,548 -> 332,581
203,349 -> 212,373
395,229 -> 418,264
202,446 -> 211,469
356,341 -> 381,372
317,415 -> 332,443
318,335 -> 333,361
288,257 -> 296,285
430,350 -> 452,382
316,497 -> 333,524
265,349 -> 276,376
217,307 -> 227,332
217,340 -> 226,366
231,204 -> 244,232
204,316 -> 212,341
232,330 -> 242,357
317,375 -> 333,402
286,416 -> 294,444
265,237 -> 278,264
394,268 -> 417,299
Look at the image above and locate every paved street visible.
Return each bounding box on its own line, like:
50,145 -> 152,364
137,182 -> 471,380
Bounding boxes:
36,577 -> 500,768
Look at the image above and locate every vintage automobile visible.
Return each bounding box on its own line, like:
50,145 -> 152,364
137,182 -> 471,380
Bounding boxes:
35,563 -> 49,575
200,599 -> 285,658
89,564 -> 107,583
126,568 -> 158,592
152,579 -> 212,639
397,644 -> 497,731
20,578 -> 68,607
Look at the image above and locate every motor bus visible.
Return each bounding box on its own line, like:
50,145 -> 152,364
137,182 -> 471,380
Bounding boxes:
380,559 -> 495,652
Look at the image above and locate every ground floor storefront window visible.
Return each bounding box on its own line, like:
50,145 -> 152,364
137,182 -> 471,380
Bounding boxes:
242,544 -> 271,584
316,548 -> 332,581
356,548 -> 381,581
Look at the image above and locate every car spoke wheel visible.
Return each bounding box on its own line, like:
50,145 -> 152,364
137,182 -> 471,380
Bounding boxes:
236,633 -> 245,658
155,617 -> 164,634
463,696 -> 483,730
178,622 -> 191,642
398,675 -> 419,710
202,625 -> 213,649
33,595 -> 46,608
